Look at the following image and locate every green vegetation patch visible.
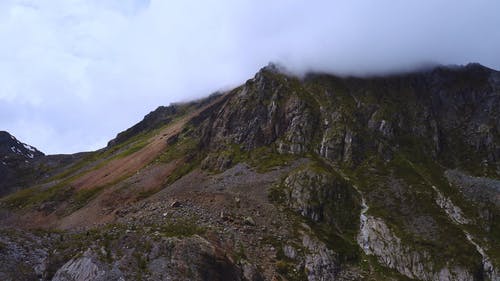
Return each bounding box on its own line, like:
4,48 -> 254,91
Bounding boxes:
247,146 -> 297,173
69,185 -> 106,213
207,144 -> 297,174
2,181 -> 73,210
158,220 -> 206,237
156,132 -> 204,187
157,132 -> 199,164
2,178 -> 107,214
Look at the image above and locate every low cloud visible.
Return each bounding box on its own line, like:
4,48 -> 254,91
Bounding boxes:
1,0 -> 499,153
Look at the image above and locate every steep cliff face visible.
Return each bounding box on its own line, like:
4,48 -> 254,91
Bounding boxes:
198,67 -> 320,155
281,162 -> 359,232
198,63 -> 499,171
191,63 -> 500,280
1,64 -> 500,280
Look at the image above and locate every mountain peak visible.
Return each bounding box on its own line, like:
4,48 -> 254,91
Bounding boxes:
465,62 -> 493,70
261,62 -> 286,73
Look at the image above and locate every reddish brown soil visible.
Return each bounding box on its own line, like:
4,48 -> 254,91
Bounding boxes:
53,95 -> 229,229
0,95 -> 227,230
57,159 -> 182,230
71,95 -> 225,192
72,120 -> 184,191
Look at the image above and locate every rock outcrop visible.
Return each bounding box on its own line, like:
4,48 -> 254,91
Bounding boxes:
282,163 -> 359,230
358,214 -> 476,281
302,234 -> 339,281
52,249 -> 108,281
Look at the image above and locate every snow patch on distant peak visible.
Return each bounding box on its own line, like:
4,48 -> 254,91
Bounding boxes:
23,143 -> 36,153
10,144 -> 36,159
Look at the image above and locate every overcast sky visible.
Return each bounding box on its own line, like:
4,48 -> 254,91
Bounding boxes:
1,0 -> 499,154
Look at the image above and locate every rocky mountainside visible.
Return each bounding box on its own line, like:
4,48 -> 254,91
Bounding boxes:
0,63 -> 499,281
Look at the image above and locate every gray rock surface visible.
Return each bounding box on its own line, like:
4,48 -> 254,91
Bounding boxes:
358,214 -> 474,281
52,249 -> 107,281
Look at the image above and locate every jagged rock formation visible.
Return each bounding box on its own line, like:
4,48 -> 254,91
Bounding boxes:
1,63 -> 500,280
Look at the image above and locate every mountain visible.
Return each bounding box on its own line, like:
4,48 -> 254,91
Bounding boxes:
0,63 -> 499,281
0,131 -> 92,198
0,131 -> 44,196
0,131 -> 44,159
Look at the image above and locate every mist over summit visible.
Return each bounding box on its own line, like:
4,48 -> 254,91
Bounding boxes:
1,0 -> 500,153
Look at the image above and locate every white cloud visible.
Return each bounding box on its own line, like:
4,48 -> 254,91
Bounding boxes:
1,0 -> 499,153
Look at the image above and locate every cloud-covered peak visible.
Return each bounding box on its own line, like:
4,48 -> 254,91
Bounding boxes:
1,0 -> 499,153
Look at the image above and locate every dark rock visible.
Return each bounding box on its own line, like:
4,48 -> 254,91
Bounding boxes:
243,216 -> 256,226
170,201 -> 181,208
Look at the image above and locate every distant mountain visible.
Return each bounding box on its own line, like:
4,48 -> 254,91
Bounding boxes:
0,131 -> 44,196
0,63 -> 499,281
0,131 -> 44,159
